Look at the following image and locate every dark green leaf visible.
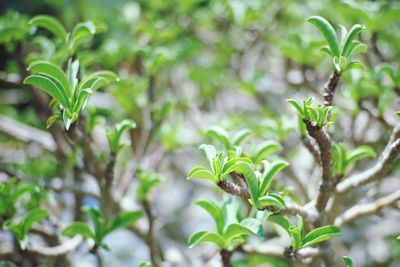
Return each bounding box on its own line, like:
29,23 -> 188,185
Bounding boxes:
196,200 -> 224,235
306,16 -> 339,57
188,231 -> 225,248
301,225 -> 341,248
29,15 -> 67,43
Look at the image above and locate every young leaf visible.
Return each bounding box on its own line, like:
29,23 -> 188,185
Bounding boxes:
306,16 -> 340,57
257,195 -> 285,209
259,160 -> 289,196
301,225 -> 341,248
187,166 -> 217,182
21,208 -> 48,238
346,146 -> 376,167
199,144 -> 217,165
207,126 -> 231,149
24,74 -> 70,109
289,226 -> 302,251
223,219 -> 262,243
107,211 -> 142,234
27,61 -> 71,96
267,214 -> 291,236
232,129 -> 252,146
29,15 -> 67,43
252,141 -> 282,163
63,222 -> 93,238
188,231 -> 225,248
343,256 -> 353,267
223,162 -> 259,204
341,24 -> 366,57
196,200 -> 224,234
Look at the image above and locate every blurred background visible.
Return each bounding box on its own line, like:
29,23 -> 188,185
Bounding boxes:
1,0 -> 400,266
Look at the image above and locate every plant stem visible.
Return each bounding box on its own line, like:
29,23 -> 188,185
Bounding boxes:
220,249 -> 233,267
322,70 -> 340,107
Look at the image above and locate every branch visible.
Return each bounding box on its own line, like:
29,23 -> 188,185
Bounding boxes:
334,188 -> 400,226
301,134 -> 321,165
217,179 -> 315,220
337,124 -> 400,194
304,121 -> 333,212
220,249 -> 233,267
322,70 -> 340,107
26,236 -> 83,256
0,114 -> 57,152
238,244 -> 328,261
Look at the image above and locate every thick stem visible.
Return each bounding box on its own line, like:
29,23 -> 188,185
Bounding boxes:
322,70 -> 340,107
220,249 -> 233,267
141,199 -> 162,267
304,121 -> 333,213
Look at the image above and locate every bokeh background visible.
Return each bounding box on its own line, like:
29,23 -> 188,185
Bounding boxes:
1,0 -> 400,266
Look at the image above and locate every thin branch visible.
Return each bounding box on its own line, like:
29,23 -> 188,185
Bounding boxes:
301,134 -> 321,165
337,124 -> 400,193
217,179 -> 315,220
335,188 -> 400,226
0,114 -> 57,152
26,236 -> 83,256
304,121 -> 333,213
238,244 -> 328,261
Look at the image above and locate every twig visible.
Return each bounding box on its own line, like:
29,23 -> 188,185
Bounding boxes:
140,199 -> 161,267
337,124 -> 400,193
304,121 -> 333,213
26,236 -> 83,256
217,179 -> 315,220
322,70 -> 340,107
0,114 -> 57,152
238,244 -> 328,261
334,188 -> 400,226
301,134 -> 321,165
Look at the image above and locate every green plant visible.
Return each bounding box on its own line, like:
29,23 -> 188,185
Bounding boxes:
306,16 -> 367,73
188,198 -> 263,250
268,214 -> 341,255
332,143 -> 376,176
24,60 -> 117,130
343,256 -> 354,267
287,98 -> 332,127
4,208 -> 48,249
63,207 -> 142,252
188,144 -> 288,210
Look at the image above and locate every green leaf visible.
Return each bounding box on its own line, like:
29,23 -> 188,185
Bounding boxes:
257,195 -> 285,209
107,211 -> 142,234
10,182 -> 38,205
68,21 -> 96,52
343,256 -> 353,267
259,160 -> 289,196
346,146 -> 376,168
196,200 -> 224,235
287,99 -> 305,117
187,166 -> 217,182
27,61 -> 71,97
223,219 -> 263,243
21,208 -> 48,237
239,218 -> 264,238
24,74 -> 70,110
223,162 -> 259,203
301,225 -> 341,248
84,207 -> 105,244
267,214 -> 291,236
332,143 -> 346,175
188,231 -> 225,248
207,126 -> 231,149
341,24 -> 366,57
306,16 -> 340,57
199,144 -> 217,165
29,15 -> 67,43
252,141 -> 282,163
232,129 -> 252,146
289,226 -> 302,251
62,222 -> 93,238
46,114 -> 62,128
